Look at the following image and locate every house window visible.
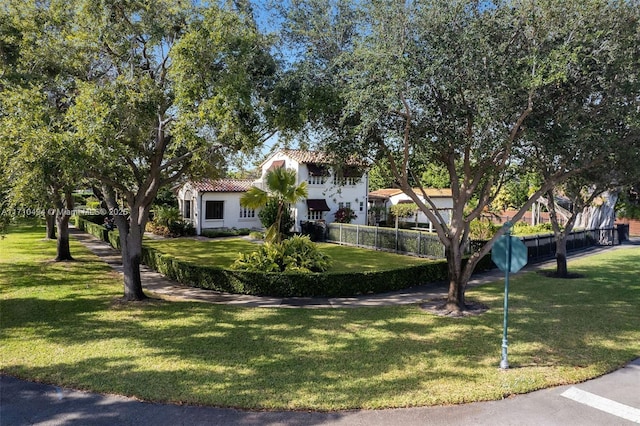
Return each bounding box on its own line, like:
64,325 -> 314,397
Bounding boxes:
309,210 -> 324,220
338,202 -> 344,210
346,202 -> 351,210
359,201 -> 364,212
184,200 -> 191,219
239,205 -> 255,218
205,201 -> 224,220
333,176 -> 360,186
308,175 -> 326,185
307,163 -> 329,185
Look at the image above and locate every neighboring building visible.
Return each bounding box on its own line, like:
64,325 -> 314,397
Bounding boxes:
176,178 -> 261,235
368,187 -> 453,231
177,149 -> 369,235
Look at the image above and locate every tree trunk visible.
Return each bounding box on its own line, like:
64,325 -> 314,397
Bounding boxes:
445,246 -> 466,311
54,191 -> 74,261
45,212 -> 56,239
555,233 -> 568,278
119,223 -> 147,301
55,213 -> 73,261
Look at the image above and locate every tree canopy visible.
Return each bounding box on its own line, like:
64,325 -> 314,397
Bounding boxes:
280,0 -> 640,312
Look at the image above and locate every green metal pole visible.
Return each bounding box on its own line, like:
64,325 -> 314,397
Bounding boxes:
500,225 -> 512,370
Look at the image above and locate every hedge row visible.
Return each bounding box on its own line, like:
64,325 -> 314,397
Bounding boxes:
141,245 -> 495,298
74,216 -> 120,249
75,215 -> 494,298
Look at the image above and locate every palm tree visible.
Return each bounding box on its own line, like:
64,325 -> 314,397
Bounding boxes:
241,167 -> 308,242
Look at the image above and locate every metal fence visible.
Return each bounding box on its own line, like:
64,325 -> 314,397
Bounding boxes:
327,223 -> 624,261
327,223 -> 445,258
518,227 -> 619,263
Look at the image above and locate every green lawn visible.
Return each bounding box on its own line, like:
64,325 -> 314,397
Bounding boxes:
1,225 -> 639,410
143,237 -> 434,272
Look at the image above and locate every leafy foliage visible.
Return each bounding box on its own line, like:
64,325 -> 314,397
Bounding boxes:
333,207 -> 357,223
147,206 -> 195,237
232,235 -> 332,273
468,219 -> 499,240
280,0 -> 640,310
390,203 -> 417,219
241,167 -> 308,242
258,198 -> 295,234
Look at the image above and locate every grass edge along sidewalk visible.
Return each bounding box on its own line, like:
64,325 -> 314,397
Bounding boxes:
1,224 -> 639,410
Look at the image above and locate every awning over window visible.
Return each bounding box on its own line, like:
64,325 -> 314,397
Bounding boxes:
267,160 -> 285,172
307,163 -> 329,176
306,199 -> 331,211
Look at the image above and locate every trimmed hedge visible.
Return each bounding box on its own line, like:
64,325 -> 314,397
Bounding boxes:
75,214 -> 495,298
141,244 -> 494,298
75,216 -> 120,249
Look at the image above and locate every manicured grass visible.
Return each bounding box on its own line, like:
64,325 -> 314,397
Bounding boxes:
143,238 -> 433,272
1,225 -> 639,410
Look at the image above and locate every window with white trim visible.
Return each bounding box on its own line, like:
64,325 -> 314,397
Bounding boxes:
239,205 -> 255,218
308,210 -> 324,220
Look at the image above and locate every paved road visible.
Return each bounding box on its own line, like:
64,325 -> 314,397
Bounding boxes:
2,358 -> 639,425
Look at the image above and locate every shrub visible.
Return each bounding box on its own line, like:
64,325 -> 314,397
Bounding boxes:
146,205 -> 195,237
201,228 -> 251,238
512,221 -> 554,235
153,205 -> 181,227
258,198 -> 294,234
334,207 -> 358,223
469,219 -> 498,239
232,235 -> 332,273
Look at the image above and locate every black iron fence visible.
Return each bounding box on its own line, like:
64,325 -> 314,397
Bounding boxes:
326,223 -> 445,258
326,223 -> 627,261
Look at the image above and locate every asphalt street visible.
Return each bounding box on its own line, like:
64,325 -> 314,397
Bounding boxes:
2,358 -> 639,425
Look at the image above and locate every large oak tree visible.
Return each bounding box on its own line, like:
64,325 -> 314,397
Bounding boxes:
281,0 -> 639,312
63,0 -> 282,300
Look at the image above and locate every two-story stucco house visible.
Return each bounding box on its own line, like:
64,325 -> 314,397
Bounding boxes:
176,149 -> 369,235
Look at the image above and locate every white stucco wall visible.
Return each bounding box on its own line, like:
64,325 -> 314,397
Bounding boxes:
387,192 -> 453,227
260,153 -> 369,231
177,184 -> 261,234
199,192 -> 261,231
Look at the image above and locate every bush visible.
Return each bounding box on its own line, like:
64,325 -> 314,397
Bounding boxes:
146,205 -> 195,237
201,228 -> 251,238
258,198 -> 294,234
469,219 -> 498,240
512,221 -> 554,235
334,207 -> 357,224
232,235 -> 332,273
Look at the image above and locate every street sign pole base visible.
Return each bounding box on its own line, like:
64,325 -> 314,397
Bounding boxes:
500,341 -> 509,369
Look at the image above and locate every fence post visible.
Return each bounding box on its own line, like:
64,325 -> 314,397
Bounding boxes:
356,224 -> 360,247
418,231 -> 422,256
339,223 -> 343,245
375,225 -> 378,250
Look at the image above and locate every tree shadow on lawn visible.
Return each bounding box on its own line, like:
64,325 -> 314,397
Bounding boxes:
483,250 -> 640,371
2,295 -> 499,409
3,248 -> 639,409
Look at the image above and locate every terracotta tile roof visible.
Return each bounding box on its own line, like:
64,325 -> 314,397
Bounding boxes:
279,149 -> 367,166
192,179 -> 254,192
368,187 -> 453,199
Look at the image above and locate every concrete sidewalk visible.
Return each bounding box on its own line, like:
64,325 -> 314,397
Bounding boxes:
68,227 -> 638,308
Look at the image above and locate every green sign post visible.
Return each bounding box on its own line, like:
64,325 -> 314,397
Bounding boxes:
491,222 -> 528,369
